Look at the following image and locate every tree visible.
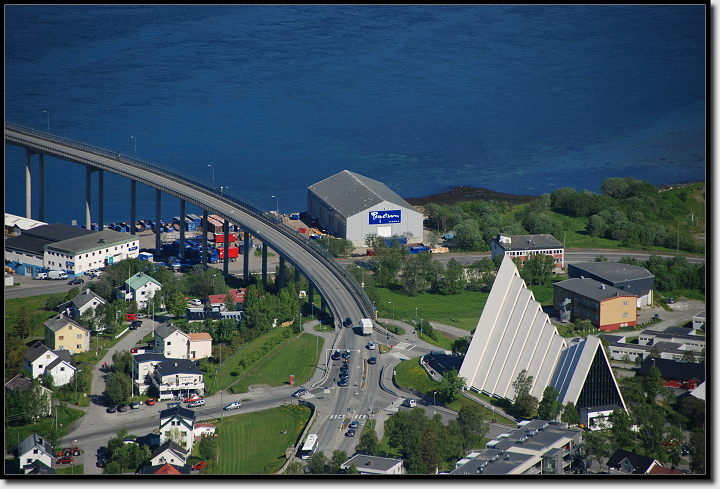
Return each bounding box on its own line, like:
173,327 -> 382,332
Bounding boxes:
583,430 -> 611,473
456,403 -> 489,452
688,428 -> 705,474
454,219 -> 484,251
642,365 -> 664,404
436,368 -> 466,404
451,337 -> 471,358
561,402 -> 579,425
594,255 -> 608,262
678,396 -> 705,430
512,369 -> 533,398
518,254 -> 554,286
356,427 -> 380,456
285,461 -> 304,475
198,434 -> 219,461
166,291 -> 188,319
607,408 -> 635,452
400,252 -> 441,296
306,451 -> 329,474
347,464 -> 359,474
537,386 -> 562,421
224,291 -> 236,312
105,372 -> 131,405
681,349 -> 696,363
328,450 -> 348,474
436,258 -> 465,295
14,305 -> 33,339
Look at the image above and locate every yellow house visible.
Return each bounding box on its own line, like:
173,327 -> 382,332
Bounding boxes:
43,315 -> 90,354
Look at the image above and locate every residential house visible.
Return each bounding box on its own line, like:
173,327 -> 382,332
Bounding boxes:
150,441 -> 188,467
606,449 -> 663,474
137,463 -> 192,475
43,315 -> 91,354
159,405 -> 197,450
132,353 -> 167,394
22,341 -> 76,386
58,289 -> 107,325
491,233 -> 564,268
4,375 -> 53,419
637,357 -> 705,390
340,454 -> 405,475
554,277 -> 637,331
16,433 -> 53,474
567,262 -> 655,306
21,459 -> 56,474
151,359 -> 204,401
116,271 -> 162,309
194,423 -> 216,440
450,419 -> 584,475
207,288 -> 246,311
188,333 -> 213,360
154,323 -> 191,359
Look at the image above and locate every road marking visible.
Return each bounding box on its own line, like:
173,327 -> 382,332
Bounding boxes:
391,352 -> 410,360
393,342 -> 412,350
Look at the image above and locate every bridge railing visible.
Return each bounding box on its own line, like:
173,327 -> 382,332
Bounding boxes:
5,120 -> 375,318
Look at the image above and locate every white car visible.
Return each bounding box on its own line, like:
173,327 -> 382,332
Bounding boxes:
367,342 -> 376,350
189,299 -> 202,306
223,401 -> 242,410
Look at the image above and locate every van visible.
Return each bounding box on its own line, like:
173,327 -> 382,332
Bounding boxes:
403,398 -> 416,408
34,272 -> 48,280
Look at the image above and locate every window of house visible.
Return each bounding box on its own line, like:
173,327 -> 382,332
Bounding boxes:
167,341 -> 171,345
623,301 -> 628,306
77,334 -> 82,339
60,367 -> 65,371
623,313 -> 628,318
69,325 -> 72,330
38,365 -> 44,369
58,336 -> 64,340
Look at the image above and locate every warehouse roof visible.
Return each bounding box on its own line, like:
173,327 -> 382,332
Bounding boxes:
568,262 -> 654,282
554,277 -> 635,301
22,223 -> 94,241
308,170 -> 418,217
45,229 -> 136,254
4,213 -> 46,231
493,233 -> 563,251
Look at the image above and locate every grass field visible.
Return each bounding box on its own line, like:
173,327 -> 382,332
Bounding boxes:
4,294 -> 60,337
394,357 -> 440,395
5,405 -> 84,453
216,405 -> 311,474
229,332 -> 324,393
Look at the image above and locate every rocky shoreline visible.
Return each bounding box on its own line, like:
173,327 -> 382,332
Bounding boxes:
405,186 -> 538,207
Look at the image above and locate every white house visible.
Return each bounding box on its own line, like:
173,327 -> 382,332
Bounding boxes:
22,342 -> 76,387
150,441 -> 188,467
132,353 -> 167,394
340,454 -> 406,475
151,359 -> 205,401
17,433 -> 53,474
159,406 -> 197,450
58,289 -> 107,324
188,333 -> 213,360
117,271 -> 162,309
154,324 -> 191,359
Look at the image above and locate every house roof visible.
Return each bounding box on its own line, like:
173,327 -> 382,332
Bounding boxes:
340,454 -> 404,472
140,463 -> 192,475
23,342 -> 56,363
638,357 -> 705,383
45,356 -> 75,373
155,359 -> 203,376
568,262 -> 654,282
44,315 -> 88,334
151,441 -> 188,460
188,333 -> 213,342
607,449 -> 656,474
22,459 -> 56,474
494,233 -> 564,251
44,228 -> 136,254
154,323 -> 188,340
125,271 -> 162,290
133,353 -> 167,364
208,288 -> 246,305
4,213 -> 46,231
554,277 -> 636,301
308,170 -> 419,218
18,433 -> 53,458
69,289 -> 106,309
5,374 -> 35,393
649,465 -> 684,475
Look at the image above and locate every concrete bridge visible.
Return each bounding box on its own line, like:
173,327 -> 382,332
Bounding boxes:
5,120 -> 373,323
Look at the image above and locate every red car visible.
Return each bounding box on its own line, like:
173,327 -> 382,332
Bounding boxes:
57,456 -> 74,464
184,395 -> 202,403
145,399 -> 156,406
192,461 -> 207,471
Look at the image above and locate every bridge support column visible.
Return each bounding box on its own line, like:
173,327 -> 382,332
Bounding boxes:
155,189 -> 162,256
130,180 -> 137,235
321,296 -> 327,313
278,256 -> 285,290
222,219 -> 230,277
38,154 -> 45,222
295,268 -> 300,283
97,170 -> 104,231
85,166 -> 93,229
243,231 -> 250,283
179,199 -> 186,260
308,286 -> 315,316
24,149 -> 33,218
202,209 -> 208,269
261,243 -> 268,288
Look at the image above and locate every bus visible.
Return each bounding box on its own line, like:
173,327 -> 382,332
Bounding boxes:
299,434 -> 318,460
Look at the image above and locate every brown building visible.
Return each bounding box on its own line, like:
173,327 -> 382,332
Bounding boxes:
554,277 -> 637,331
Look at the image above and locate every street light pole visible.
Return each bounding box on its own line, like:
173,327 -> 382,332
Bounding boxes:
271,195 -> 279,216
388,302 -> 394,322
433,391 -> 436,413
208,164 -> 215,187
220,186 -> 229,196
43,110 -> 49,132
131,136 -> 136,158
75,369 -> 82,404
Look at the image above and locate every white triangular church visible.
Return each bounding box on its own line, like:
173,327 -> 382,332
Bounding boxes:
459,255 -> 627,423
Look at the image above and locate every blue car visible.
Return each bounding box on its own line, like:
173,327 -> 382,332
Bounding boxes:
338,379 -> 348,387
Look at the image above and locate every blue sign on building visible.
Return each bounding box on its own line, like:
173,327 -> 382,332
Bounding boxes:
369,210 -> 402,225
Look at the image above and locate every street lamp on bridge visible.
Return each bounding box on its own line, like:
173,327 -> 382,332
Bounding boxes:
43,110 -> 49,132
208,164 -> 215,187
131,136 -> 136,158
220,185 -> 229,196
271,195 -> 279,216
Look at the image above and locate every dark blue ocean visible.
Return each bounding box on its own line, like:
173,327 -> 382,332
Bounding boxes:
5,5 -> 705,226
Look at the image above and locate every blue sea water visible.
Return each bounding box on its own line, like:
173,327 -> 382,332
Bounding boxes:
4,5 -> 705,226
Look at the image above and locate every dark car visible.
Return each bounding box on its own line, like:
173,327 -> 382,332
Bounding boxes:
292,388 -> 307,398
117,404 -> 127,412
339,372 -> 349,380
345,318 -> 352,327
68,278 -> 84,285
331,351 -> 341,361
97,446 -> 107,457
340,365 -> 349,373
368,356 -> 377,365
349,420 -> 359,429
129,320 -> 142,330
345,429 -> 356,437
96,459 -> 106,468
106,406 -> 117,413
338,379 -> 348,387
667,297 -> 675,304
342,350 -> 351,359
652,314 -> 660,320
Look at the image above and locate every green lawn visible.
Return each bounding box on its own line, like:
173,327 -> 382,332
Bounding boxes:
229,332 -> 324,393
4,405 -> 84,453
4,294 -> 58,337
394,357 -> 440,395
216,405 -> 311,474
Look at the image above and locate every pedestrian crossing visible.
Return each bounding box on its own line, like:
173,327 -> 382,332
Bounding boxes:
328,414 -> 370,419
392,342 -> 415,350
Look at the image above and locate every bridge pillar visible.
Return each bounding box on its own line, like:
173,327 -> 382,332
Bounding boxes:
278,256 -> 285,290
261,243 -> 268,288
243,231 -> 250,283
308,285 -> 315,316
98,169 -> 104,231
222,219 -> 230,277
24,149 -> 33,218
321,296 -> 327,313
295,267 -> 300,283
130,180 -> 137,235
202,209 -> 208,269
38,154 -> 45,222
85,166 -> 93,229
155,189 -> 162,256
179,199 -> 186,260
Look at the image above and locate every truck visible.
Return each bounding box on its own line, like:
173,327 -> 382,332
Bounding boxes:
48,270 -> 68,280
361,318 -> 373,336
